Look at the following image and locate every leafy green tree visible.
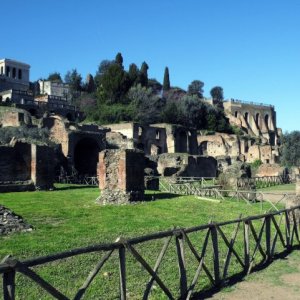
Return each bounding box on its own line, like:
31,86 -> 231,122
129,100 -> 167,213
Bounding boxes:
187,80 -> 204,98
64,69 -> 82,92
139,61 -> 149,86
148,78 -> 162,94
97,63 -> 130,104
128,84 -> 164,124
281,131 -> 300,167
210,86 -> 224,101
163,67 -> 170,91
47,72 -> 62,83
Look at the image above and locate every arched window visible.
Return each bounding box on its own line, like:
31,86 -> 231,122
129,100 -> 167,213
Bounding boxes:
138,126 -> 143,137
18,69 -> 22,80
255,113 -> 260,128
6,66 -> 10,77
12,68 -> 16,79
156,130 -> 160,140
265,114 -> 269,130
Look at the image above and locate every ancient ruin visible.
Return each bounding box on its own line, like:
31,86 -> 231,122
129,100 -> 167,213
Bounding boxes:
97,149 -> 145,204
0,57 -> 289,202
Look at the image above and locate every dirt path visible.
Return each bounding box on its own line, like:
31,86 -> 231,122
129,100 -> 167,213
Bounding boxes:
210,250 -> 300,299
210,185 -> 300,300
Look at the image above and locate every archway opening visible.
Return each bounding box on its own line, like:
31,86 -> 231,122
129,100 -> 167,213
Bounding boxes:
265,114 -> 269,130
255,113 -> 260,128
74,138 -> 100,176
244,112 -> 249,123
176,131 -> 188,153
66,113 -> 73,121
199,141 -> 208,155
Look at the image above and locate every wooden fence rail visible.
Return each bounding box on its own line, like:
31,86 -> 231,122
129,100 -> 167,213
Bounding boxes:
1,206 -> 300,299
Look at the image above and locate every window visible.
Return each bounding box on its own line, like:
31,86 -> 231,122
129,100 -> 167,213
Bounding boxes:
18,69 -> 22,80
6,66 -> 10,77
0,66 -> 3,75
156,130 -> 160,140
12,68 -> 16,79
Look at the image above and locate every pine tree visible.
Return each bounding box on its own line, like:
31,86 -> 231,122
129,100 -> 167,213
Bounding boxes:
163,67 -> 170,91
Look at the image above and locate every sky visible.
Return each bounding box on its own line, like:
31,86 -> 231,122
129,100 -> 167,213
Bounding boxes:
1,0 -> 299,132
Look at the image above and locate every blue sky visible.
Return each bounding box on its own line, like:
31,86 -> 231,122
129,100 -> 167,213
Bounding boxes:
1,0 -> 299,132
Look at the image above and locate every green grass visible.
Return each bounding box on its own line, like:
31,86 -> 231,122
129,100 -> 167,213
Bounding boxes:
0,184 -> 288,299
258,183 -> 295,192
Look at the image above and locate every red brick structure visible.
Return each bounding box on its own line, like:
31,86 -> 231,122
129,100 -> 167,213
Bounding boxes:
98,149 -> 145,204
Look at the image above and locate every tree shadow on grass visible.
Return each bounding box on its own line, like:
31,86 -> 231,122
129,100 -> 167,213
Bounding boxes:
191,245 -> 300,299
54,185 -> 97,191
144,192 -> 180,201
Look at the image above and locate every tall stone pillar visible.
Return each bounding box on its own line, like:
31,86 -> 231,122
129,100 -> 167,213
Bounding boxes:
98,149 -> 145,204
31,144 -> 54,190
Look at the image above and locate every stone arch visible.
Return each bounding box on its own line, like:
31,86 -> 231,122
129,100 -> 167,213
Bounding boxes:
265,114 -> 269,130
28,108 -> 37,117
5,97 -> 10,102
199,141 -> 208,155
244,112 -> 249,123
66,113 -> 74,121
74,137 -> 100,176
255,113 -> 260,128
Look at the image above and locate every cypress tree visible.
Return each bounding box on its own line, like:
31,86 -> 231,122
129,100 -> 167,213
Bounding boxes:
140,61 -> 149,86
163,67 -> 170,91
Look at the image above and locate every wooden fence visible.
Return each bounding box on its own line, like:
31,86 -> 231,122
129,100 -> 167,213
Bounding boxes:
237,175 -> 291,189
1,206 -> 300,299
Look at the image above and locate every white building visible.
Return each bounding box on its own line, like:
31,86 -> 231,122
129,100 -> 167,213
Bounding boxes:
0,59 -> 30,91
38,80 -> 70,99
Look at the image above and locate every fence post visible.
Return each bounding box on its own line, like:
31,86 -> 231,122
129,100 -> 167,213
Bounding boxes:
285,211 -> 291,250
3,270 -> 15,300
211,224 -> 220,286
175,230 -> 187,298
265,216 -> 271,260
244,221 -> 250,272
119,246 -> 126,300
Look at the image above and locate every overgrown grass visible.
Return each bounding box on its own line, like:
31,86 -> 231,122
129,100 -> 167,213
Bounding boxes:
0,184 -> 288,299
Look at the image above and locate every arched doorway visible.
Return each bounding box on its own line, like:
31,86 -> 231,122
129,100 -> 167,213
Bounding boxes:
199,141 -> 208,155
176,131 -> 188,153
74,138 -> 100,176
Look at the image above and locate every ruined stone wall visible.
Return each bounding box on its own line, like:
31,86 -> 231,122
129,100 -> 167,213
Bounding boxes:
0,141 -> 54,191
0,107 -> 31,127
156,153 -> 217,177
105,123 -> 135,139
255,164 -> 286,177
98,149 -> 145,204
223,99 -> 278,146
43,116 -> 69,156
0,142 -> 31,182
31,144 -> 54,189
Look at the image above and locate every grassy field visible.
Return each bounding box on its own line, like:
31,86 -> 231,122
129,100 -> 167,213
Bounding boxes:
0,184 -> 290,299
